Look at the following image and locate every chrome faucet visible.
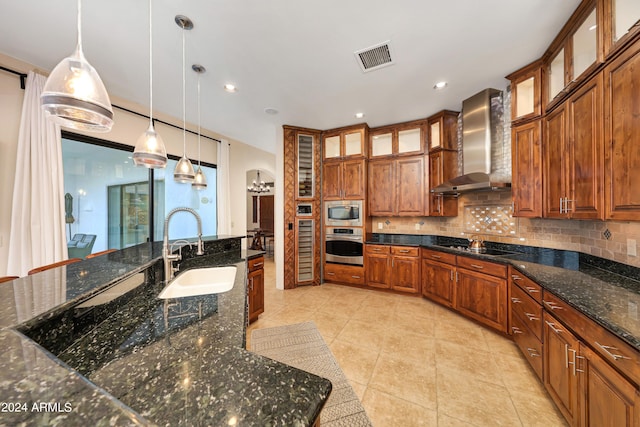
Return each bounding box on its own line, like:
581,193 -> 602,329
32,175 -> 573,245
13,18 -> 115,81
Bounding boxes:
163,207 -> 205,282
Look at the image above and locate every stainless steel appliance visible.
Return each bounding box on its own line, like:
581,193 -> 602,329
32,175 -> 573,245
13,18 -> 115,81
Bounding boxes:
325,200 -> 363,227
325,227 -> 363,266
296,203 -> 313,216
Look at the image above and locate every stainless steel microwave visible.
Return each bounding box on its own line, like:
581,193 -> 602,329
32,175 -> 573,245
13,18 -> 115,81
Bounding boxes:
324,200 -> 363,227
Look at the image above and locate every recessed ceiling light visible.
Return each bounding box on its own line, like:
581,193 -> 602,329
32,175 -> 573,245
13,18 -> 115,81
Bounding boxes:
264,108 -> 279,115
433,81 -> 448,90
224,84 -> 237,93
355,112 -> 365,119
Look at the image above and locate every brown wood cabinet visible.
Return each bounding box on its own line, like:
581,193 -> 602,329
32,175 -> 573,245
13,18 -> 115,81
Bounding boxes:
365,244 -> 420,293
248,256 -> 265,323
428,150 -> 458,217
511,120 -> 542,217
368,156 -> 425,216
543,72 -> 604,220
456,257 -> 508,333
369,119 -> 426,158
507,60 -> 543,122
604,36 -> 640,220
324,262 -> 365,286
427,110 -> 459,152
322,124 -> 368,161
421,248 -> 456,307
544,311 -> 581,425
323,159 -> 366,200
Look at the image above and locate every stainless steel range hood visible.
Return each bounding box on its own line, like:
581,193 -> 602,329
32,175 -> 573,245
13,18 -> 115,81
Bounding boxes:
432,88 -> 511,196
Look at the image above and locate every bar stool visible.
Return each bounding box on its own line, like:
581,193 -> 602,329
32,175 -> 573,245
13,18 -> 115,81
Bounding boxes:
86,249 -> 117,259
27,258 -> 82,275
0,276 -> 18,283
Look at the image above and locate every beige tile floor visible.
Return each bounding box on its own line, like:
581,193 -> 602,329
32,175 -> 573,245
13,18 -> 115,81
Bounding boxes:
247,258 -> 567,427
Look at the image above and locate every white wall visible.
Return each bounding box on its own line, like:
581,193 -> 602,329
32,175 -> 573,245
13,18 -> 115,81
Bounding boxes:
0,52 -> 275,276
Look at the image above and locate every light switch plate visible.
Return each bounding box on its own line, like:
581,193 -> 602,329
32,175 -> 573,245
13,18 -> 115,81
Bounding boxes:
378,222 -> 383,230
628,239 -> 637,257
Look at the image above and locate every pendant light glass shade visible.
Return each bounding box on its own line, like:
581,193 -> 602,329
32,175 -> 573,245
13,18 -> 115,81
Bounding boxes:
133,0 -> 167,168
173,15 -> 195,183
192,64 -> 207,190
41,0 -> 113,132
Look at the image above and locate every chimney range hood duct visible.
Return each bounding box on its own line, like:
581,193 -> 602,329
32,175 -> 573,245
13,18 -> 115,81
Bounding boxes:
432,88 -> 511,196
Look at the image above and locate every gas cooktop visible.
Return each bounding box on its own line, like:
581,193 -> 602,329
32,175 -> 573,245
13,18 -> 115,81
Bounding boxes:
432,245 -> 522,257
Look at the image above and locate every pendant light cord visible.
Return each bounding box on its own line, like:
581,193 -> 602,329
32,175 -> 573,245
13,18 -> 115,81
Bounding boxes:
182,27 -> 187,156
148,0 -> 153,126
76,0 -> 83,51
197,73 -> 201,166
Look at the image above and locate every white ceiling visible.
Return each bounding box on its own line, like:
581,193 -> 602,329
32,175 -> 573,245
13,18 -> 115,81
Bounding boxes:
0,0 -> 580,154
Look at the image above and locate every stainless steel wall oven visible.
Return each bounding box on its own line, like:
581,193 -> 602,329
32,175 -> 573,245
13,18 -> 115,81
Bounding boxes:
325,227 -> 363,266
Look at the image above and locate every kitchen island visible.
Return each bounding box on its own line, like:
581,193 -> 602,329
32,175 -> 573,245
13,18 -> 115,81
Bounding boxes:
0,237 -> 331,426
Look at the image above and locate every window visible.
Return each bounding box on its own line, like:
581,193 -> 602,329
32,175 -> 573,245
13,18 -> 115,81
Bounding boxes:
62,133 -> 217,256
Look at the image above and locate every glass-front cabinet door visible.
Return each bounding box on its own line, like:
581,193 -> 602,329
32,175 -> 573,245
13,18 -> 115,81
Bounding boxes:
548,48 -> 566,102
370,131 -> 393,157
607,0 -> 640,55
297,134 -> 314,198
344,131 -> 363,157
572,8 -> 598,79
323,134 -> 341,160
398,128 -> 422,154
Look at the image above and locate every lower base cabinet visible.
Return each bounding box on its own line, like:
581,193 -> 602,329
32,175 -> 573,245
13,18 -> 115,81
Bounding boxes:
421,248 -> 456,307
324,263 -> 365,285
364,245 -> 420,293
248,256 -> 264,323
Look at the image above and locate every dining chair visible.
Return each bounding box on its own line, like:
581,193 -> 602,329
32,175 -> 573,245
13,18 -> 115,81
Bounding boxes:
27,258 -> 82,275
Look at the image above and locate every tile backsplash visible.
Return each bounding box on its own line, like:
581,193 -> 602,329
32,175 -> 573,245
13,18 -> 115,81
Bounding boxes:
370,191 -> 640,267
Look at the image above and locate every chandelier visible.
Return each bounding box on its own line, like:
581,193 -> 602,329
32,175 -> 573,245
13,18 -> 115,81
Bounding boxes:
247,170 -> 271,194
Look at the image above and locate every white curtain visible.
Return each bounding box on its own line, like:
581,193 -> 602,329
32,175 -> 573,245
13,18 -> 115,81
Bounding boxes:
7,71 -> 66,277
216,139 -> 231,235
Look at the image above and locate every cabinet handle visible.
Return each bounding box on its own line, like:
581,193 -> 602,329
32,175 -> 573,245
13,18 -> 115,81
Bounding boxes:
373,248 -> 383,252
560,197 -> 564,214
512,327 -> 523,334
595,342 -> 631,361
565,198 -> 573,213
545,320 -> 563,334
431,254 -> 442,259
327,272 -> 336,276
253,262 -> 263,268
511,297 -> 522,304
470,264 -> 484,269
543,300 -> 564,311
351,275 -> 361,279
526,347 -> 540,358
525,312 -> 539,321
399,249 -> 410,253
525,286 -> 539,294
511,274 -> 522,281
568,348 -> 584,376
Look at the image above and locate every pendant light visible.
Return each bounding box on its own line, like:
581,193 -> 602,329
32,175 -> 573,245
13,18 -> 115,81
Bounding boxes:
192,64 -> 208,190
41,0 -> 113,132
247,170 -> 271,193
173,15 -> 195,183
133,0 -> 167,168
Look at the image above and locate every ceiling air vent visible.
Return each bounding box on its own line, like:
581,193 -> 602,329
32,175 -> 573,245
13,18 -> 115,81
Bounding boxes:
354,41 -> 394,73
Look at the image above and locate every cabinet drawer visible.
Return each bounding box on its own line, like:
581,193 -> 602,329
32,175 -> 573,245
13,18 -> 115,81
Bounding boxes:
510,268 -> 542,303
421,248 -> 456,265
511,313 -> 543,380
542,291 -> 640,385
511,282 -> 543,340
457,256 -> 507,278
324,263 -> 365,285
391,246 -> 419,257
366,244 -> 390,255
248,256 -> 264,272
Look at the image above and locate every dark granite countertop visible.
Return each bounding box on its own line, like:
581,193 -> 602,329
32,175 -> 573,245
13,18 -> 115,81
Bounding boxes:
369,233 -> 640,352
0,237 -> 330,426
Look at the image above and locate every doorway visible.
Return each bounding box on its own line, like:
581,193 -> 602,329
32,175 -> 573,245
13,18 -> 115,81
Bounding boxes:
247,170 -> 275,255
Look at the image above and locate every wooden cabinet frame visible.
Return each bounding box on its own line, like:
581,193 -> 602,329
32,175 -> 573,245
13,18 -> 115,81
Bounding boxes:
322,124 -> 368,161
368,119 -> 426,158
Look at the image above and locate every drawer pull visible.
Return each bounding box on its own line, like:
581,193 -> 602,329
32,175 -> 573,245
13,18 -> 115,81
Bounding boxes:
526,347 -> 540,358
525,312 -> 539,321
512,327 -> 523,334
512,274 -> 522,281
327,272 -> 335,276
543,300 -> 564,310
252,262 -> 264,268
545,320 -> 563,334
470,264 -> 484,269
431,254 -> 442,259
511,297 -> 522,304
525,286 -> 539,294
399,249 -> 410,253
373,248 -> 383,252
595,342 -> 631,361
351,275 -> 361,279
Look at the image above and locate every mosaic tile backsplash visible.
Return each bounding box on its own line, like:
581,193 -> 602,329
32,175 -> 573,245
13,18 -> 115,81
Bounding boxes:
463,204 -> 517,236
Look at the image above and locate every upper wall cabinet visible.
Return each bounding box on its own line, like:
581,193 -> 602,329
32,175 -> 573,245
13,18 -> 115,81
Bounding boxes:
322,124 -> 368,161
369,119 -> 426,158
604,0 -> 640,57
544,1 -> 601,109
427,111 -> 459,152
507,61 -> 542,121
